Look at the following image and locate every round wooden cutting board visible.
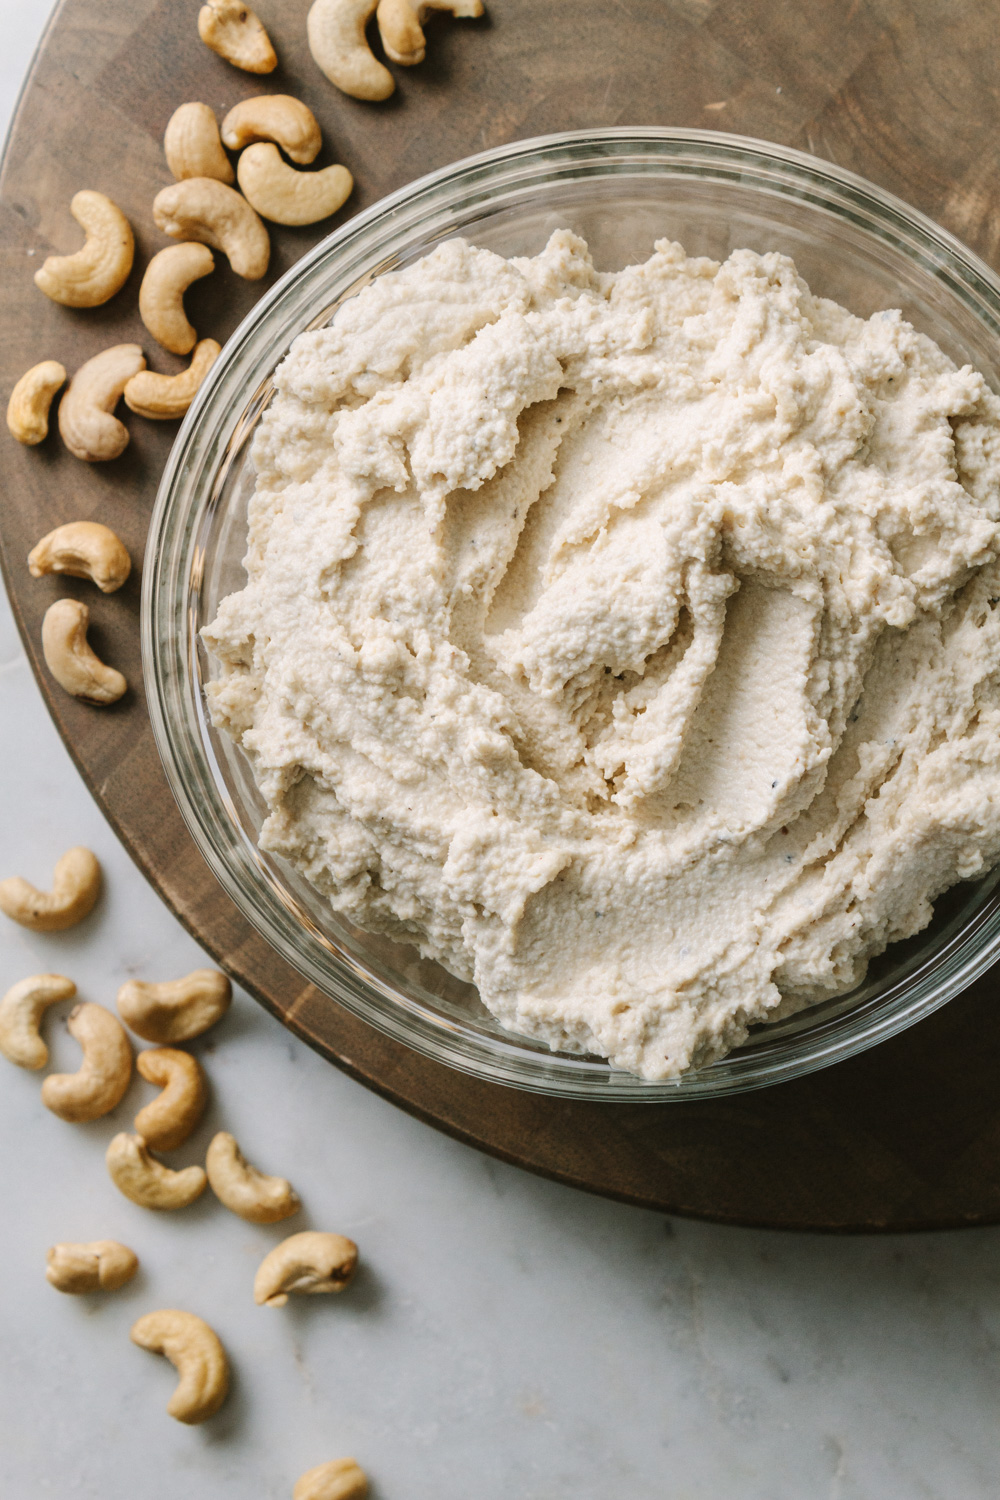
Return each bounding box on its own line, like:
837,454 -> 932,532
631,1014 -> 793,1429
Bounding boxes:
3,0 -> 1000,1231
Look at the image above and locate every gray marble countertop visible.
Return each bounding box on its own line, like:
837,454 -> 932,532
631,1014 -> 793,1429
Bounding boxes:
2,5 -> 999,1496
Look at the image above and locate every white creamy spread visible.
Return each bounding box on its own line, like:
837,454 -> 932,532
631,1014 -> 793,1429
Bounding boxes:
204,231 -> 1000,1079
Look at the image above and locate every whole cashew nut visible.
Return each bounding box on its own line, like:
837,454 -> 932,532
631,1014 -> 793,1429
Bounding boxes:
117,969 -> 232,1043
34,191 -> 134,308
165,102 -> 235,185
221,95 -> 322,164
307,0 -> 394,101
42,599 -> 127,705
0,846 -> 101,931
254,1231 -> 358,1308
46,1240 -> 138,1294
58,343 -> 146,463
41,1002 -> 133,1122
7,360 -> 67,445
237,147 -> 353,227
377,0 -> 482,65
106,1133 -> 208,1209
205,1131 -> 301,1223
139,243 -> 215,355
198,0 -> 277,73
294,1459 -> 369,1500
153,178 -> 270,280
29,522 -> 131,594
123,339 -> 221,421
134,1048 -> 208,1152
130,1309 -> 229,1423
0,974 -> 76,1068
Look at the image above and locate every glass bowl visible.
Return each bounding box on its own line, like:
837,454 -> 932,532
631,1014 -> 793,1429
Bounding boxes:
143,127 -> 1000,1101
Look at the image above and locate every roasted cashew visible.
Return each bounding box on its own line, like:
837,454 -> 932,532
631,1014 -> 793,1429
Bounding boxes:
139,243 -> 215,356
206,1131 -> 301,1223
199,0 -> 277,73
221,95 -> 322,164
307,0 -> 394,101
0,974 -> 76,1068
377,0 -> 482,65
165,102 -> 235,184
41,1002 -> 132,1123
46,1240 -> 138,1293
58,343 -> 146,463
106,1132 -> 207,1208
34,191 -> 134,308
0,846 -> 101,932
153,178 -> 270,280
42,599 -> 127,705
117,968 -> 232,1043
130,1309 -> 229,1423
7,360 -> 66,445
134,1048 -> 207,1152
294,1459 -> 369,1500
237,146 -> 352,226
29,522 -> 131,594
254,1231 -> 358,1308
124,339 -> 221,421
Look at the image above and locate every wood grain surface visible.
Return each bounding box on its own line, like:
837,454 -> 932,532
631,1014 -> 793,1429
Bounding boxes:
2,0 -> 1000,1230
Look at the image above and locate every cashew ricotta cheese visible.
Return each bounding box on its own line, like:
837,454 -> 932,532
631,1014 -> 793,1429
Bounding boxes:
204,231 -> 1000,1079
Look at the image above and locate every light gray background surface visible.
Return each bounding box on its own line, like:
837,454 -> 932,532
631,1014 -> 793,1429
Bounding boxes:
2,5 -> 1000,1497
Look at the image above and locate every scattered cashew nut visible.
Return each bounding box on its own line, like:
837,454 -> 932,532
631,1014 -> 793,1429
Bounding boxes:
0,974 -> 76,1068
46,1240 -> 138,1294
254,1231 -> 358,1307
307,0 -> 394,100
0,846 -> 101,931
294,1459 -> 369,1500
377,0 -> 482,65
34,190 -> 134,308
106,1132 -> 207,1209
165,102 -> 234,185
206,1131 -> 301,1223
198,0 -> 277,73
134,1048 -> 208,1152
117,968 -> 232,1043
42,599 -> 127,705
123,339 -> 221,421
58,343 -> 146,462
139,243 -> 215,355
7,360 -> 66,445
221,95 -> 322,164
153,178 -> 270,280
29,522 -> 131,594
130,1309 -> 229,1423
41,1002 -> 132,1123
237,146 -> 353,226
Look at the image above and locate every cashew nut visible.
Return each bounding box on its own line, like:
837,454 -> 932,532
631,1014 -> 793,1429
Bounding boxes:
139,243 -> 215,356
134,1048 -> 208,1152
165,102 -> 235,185
198,0 -> 277,73
42,599 -> 127,705
58,343 -> 146,463
221,95 -> 322,165
29,522 -> 131,594
294,1459 -> 369,1500
116,968 -> 232,1043
7,360 -> 66,445
41,1002 -> 132,1123
123,339 -> 221,421
130,1309 -> 229,1423
205,1131 -> 301,1223
237,146 -> 353,227
0,846 -> 101,931
46,1240 -> 138,1294
377,0 -> 482,65
33,191 -> 134,308
106,1133 -> 207,1209
153,178 -> 270,280
254,1231 -> 358,1308
0,974 -> 76,1068
307,0 -> 394,100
